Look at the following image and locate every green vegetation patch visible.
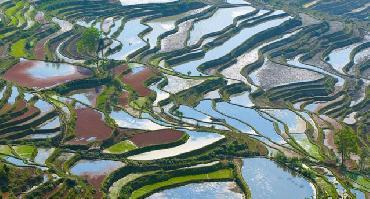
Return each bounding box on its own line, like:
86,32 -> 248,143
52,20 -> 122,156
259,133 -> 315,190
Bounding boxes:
130,169 -> 233,199
109,172 -> 154,198
5,1 -> 25,26
0,57 -> 19,73
130,97 -> 151,110
106,140 -> 138,154
314,176 -> 338,198
12,145 -> 36,160
96,86 -> 115,109
10,38 -> 27,58
0,145 -> 12,156
296,139 -> 324,161
346,172 -> 370,190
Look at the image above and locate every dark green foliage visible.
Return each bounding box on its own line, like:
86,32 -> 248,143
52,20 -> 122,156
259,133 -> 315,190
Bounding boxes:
77,27 -> 101,55
335,126 -> 360,166
275,153 -> 316,180
0,163 -> 9,192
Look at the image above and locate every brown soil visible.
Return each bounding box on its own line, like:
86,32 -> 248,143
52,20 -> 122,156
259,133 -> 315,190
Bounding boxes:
12,100 -> 27,113
84,175 -> 105,199
34,37 -> 49,60
70,108 -> 112,145
111,65 -> 128,76
0,44 -> 9,58
2,192 -> 9,199
312,114 -> 329,128
9,106 -> 39,123
43,183 -> 62,199
0,104 -> 13,115
344,159 -> 358,170
118,92 -> 129,107
129,129 -> 184,147
3,60 -> 92,89
326,130 -> 337,151
122,67 -> 157,97
321,115 -> 342,130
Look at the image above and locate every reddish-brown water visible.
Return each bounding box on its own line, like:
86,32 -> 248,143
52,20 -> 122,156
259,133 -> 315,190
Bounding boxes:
3,59 -> 92,89
129,129 -> 184,147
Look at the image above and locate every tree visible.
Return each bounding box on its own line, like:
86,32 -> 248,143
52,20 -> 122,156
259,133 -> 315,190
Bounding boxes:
359,148 -> 368,171
335,126 -> 360,167
0,163 -> 9,192
77,27 -> 103,68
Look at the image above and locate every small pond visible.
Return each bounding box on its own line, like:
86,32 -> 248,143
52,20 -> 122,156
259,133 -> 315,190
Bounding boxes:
241,158 -> 314,199
148,181 -> 243,199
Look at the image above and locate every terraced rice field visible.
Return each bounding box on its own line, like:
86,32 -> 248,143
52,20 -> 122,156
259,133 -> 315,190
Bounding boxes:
0,0 -> 369,198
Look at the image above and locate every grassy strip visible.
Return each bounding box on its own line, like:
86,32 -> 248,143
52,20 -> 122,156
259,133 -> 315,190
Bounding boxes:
12,145 -> 37,160
0,145 -> 12,156
233,159 -> 251,199
130,169 -> 233,199
108,172 -> 154,199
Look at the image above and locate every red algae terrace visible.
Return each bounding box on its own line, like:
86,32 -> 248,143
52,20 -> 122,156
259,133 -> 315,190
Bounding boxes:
3,59 -> 92,88
67,107 -> 112,145
129,129 -> 185,147
122,65 -> 157,97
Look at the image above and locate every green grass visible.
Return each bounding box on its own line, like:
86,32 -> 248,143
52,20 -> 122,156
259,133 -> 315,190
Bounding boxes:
5,1 -> 25,26
15,8 -> 26,27
109,172 -> 154,199
10,39 -> 27,58
315,176 -> 338,198
106,140 -> 137,154
0,30 -> 17,39
96,86 -> 115,109
5,2 -> 24,16
0,145 -> 12,156
355,176 -> 370,189
12,145 -> 36,160
346,172 -> 370,190
296,138 -> 324,161
130,169 -> 233,199
130,97 -> 151,110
